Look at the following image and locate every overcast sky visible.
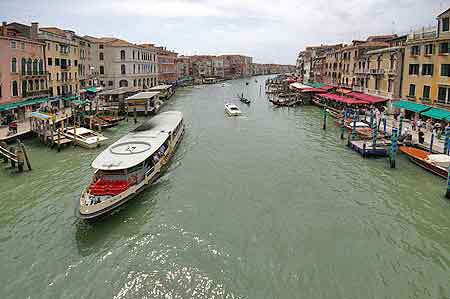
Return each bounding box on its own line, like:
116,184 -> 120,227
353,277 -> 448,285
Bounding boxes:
1,0 -> 448,64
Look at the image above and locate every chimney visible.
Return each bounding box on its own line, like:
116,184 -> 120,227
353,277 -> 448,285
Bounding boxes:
1,22 -> 7,36
30,22 -> 38,40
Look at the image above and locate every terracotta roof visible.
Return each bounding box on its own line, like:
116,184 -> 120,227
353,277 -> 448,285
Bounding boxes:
437,7 -> 450,18
39,27 -> 67,36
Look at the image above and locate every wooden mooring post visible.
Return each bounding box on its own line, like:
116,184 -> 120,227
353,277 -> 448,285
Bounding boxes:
0,140 -> 31,172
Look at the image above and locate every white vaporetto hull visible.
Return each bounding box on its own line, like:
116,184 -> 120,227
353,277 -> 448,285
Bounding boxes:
78,111 -> 184,219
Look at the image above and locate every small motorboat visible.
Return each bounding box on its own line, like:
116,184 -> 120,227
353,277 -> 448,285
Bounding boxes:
237,93 -> 251,104
246,82 -> 249,86
63,127 -> 108,149
84,116 -> 118,130
225,103 -> 242,116
400,146 -> 450,178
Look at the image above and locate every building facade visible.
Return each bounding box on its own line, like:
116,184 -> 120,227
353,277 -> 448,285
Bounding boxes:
220,55 -> 253,79
0,22 -> 48,106
85,37 -> 158,90
38,26 -> 80,97
176,56 -> 192,79
401,9 -> 450,106
156,47 -> 178,84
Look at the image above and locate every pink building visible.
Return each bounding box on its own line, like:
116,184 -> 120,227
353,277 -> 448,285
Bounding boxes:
0,22 -> 48,119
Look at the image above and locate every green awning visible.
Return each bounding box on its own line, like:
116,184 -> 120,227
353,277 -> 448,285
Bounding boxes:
72,99 -> 90,106
86,87 -> 97,93
63,95 -> 80,102
306,82 -> 325,88
0,97 -> 49,112
421,107 -> 450,120
393,100 -> 431,113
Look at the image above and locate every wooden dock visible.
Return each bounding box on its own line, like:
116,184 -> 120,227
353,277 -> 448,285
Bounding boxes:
348,140 -> 389,157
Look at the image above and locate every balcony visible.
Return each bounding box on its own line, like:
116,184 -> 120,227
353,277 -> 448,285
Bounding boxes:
355,69 -> 370,75
370,69 -> 385,76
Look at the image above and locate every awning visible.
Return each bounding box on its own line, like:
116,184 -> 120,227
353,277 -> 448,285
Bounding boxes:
317,93 -> 369,105
393,100 -> 430,113
86,87 -> 97,93
319,85 -> 335,91
31,112 -> 52,120
290,82 -> 312,91
0,97 -> 49,112
306,82 -> 325,88
336,88 -> 352,94
72,99 -> 91,106
301,88 -> 326,93
421,107 -> 450,120
63,95 -> 80,102
347,92 -> 388,104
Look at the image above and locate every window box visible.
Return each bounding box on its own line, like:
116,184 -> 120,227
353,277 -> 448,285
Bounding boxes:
438,53 -> 449,56
409,54 -> 419,58
424,54 -> 433,57
420,97 -> 431,102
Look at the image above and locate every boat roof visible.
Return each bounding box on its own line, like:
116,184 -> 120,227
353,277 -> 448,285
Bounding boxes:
126,92 -> 160,100
92,111 -> 183,171
67,127 -> 94,134
225,103 -> 239,108
148,84 -> 172,91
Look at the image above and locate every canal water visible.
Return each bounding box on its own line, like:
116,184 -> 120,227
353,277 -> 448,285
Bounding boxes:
1,76 -> 449,299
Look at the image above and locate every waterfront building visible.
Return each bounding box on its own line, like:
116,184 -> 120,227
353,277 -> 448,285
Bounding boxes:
401,8 -> 450,106
74,35 -> 98,89
155,47 -> 178,84
0,22 -> 48,119
353,35 -> 407,100
296,51 -> 305,80
176,56 -> 192,78
84,37 -> 158,90
38,26 -> 80,97
324,37 -> 391,87
219,55 -> 253,79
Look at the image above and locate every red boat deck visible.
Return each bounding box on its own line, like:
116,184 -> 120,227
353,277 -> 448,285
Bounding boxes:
399,146 -> 429,160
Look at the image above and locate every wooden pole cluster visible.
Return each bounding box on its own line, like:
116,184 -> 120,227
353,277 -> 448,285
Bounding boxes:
0,140 -> 31,172
389,128 -> 399,169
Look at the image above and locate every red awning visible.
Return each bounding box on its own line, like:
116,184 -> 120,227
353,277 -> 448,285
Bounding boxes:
286,78 -> 297,83
317,93 -> 369,105
347,92 -> 388,104
319,85 -> 335,91
302,88 -> 325,93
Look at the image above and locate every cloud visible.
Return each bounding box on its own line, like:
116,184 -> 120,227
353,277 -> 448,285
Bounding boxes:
0,0 -> 448,64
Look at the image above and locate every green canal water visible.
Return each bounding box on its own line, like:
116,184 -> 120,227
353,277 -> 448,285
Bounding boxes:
1,76 -> 450,299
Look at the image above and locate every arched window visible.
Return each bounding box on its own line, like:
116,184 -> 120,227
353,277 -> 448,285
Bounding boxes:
377,56 -> 382,69
39,59 -> 44,75
133,79 -> 137,87
119,79 -> 128,87
34,79 -> 39,90
120,50 -> 125,60
121,64 -> 126,75
390,55 -> 395,70
11,58 -> 17,73
21,58 -> 26,75
133,51 -> 135,60
40,79 -> 45,90
22,80 -> 27,97
138,65 -> 140,73
33,59 -> 38,75
138,51 -> 140,60
27,58 -> 32,75
99,52 -> 104,60
133,64 -> 136,74
138,79 -> 141,86
28,80 -> 33,91
12,81 -> 18,96
147,78 -> 150,86
100,66 -> 105,75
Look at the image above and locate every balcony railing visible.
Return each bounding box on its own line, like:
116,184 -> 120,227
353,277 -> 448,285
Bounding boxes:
355,69 -> 370,75
370,69 -> 385,75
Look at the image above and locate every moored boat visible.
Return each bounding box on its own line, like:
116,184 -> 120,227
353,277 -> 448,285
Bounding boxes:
400,146 -> 449,178
225,103 -> 242,116
63,127 -> 108,149
78,111 -> 185,219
